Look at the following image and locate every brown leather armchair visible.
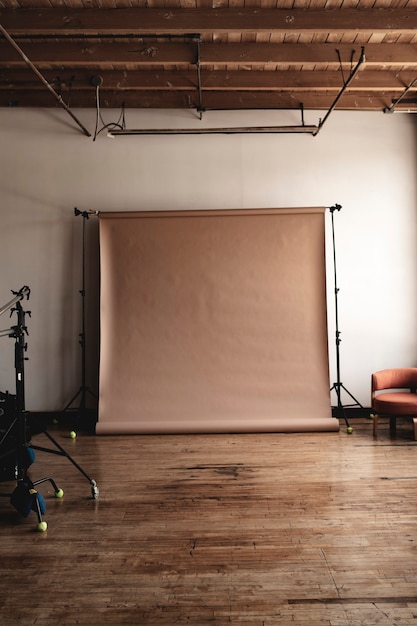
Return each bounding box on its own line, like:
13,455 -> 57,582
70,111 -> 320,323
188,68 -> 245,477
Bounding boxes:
372,368 -> 417,439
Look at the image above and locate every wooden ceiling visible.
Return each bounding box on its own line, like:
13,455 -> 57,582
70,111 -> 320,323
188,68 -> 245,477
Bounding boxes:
0,0 -> 417,119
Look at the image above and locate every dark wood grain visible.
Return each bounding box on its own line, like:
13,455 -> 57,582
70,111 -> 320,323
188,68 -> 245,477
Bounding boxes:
1,417 -> 417,625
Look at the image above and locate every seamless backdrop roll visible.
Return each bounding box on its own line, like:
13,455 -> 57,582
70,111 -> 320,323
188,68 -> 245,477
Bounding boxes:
97,208 -> 338,434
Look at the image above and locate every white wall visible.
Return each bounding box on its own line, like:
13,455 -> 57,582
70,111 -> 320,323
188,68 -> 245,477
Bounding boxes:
0,107 -> 416,412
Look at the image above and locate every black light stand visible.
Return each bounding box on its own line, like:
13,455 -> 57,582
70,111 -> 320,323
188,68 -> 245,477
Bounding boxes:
328,204 -> 363,432
63,208 -> 98,428
0,286 -> 99,532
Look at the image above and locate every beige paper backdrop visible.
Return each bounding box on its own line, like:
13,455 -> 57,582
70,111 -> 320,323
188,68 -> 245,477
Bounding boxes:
97,208 -> 338,434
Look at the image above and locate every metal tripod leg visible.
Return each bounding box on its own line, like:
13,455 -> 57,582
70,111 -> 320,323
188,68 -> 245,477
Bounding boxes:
29,426 -> 99,500
330,381 -> 363,429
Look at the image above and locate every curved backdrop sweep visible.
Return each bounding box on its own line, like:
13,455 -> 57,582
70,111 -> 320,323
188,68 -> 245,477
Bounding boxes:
97,208 -> 338,434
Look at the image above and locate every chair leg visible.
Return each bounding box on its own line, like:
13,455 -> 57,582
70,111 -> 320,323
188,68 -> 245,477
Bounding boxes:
389,417 -> 397,436
413,418 -> 417,441
373,413 -> 378,438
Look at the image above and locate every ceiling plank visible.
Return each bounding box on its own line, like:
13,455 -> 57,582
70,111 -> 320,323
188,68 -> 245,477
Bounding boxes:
1,69 -> 416,92
1,3 -> 416,114
1,8 -> 417,35
0,41 -> 416,67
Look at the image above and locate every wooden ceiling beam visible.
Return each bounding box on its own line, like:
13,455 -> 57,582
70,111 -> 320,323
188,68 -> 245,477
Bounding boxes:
1,69 -> 416,93
1,8 -> 417,35
0,41 -> 416,67
1,88 -> 409,111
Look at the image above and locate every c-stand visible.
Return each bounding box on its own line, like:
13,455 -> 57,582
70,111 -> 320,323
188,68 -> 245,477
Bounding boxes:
328,204 -> 363,433
0,286 -> 98,532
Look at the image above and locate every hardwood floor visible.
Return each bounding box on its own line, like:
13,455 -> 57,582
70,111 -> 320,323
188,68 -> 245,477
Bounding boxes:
1,417 -> 417,625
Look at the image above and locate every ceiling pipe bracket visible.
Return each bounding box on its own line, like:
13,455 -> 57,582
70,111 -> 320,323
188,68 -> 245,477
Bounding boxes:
316,46 -> 365,134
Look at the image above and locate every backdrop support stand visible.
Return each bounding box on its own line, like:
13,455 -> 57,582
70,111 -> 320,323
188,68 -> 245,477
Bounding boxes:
63,208 -> 98,429
328,204 -> 363,433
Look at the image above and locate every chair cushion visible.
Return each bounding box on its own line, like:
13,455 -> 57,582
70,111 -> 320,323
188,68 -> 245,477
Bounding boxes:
373,392 -> 417,415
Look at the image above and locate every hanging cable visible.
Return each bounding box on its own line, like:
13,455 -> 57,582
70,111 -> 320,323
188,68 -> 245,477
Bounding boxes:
92,76 -> 126,141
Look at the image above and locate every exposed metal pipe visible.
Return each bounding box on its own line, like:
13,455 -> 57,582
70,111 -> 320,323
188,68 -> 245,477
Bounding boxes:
106,45 -> 366,138
383,76 -> 417,114
317,47 -> 366,133
109,124 -> 320,136
107,49 -> 366,138
195,36 -> 204,120
108,99 -> 319,137
0,23 -> 91,137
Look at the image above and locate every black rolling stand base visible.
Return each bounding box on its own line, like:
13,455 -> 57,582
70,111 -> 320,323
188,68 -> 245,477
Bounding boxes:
1,417 -> 99,532
7,473 -> 63,532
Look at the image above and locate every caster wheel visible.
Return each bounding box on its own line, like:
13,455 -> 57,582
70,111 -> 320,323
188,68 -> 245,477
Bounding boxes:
37,521 -> 48,532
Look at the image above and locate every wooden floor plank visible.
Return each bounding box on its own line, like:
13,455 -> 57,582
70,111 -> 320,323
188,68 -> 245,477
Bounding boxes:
1,417 -> 417,624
